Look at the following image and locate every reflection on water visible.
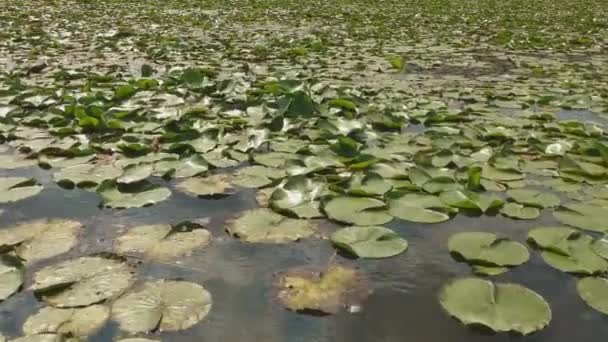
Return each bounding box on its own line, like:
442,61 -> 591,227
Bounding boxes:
2,162 -> 608,342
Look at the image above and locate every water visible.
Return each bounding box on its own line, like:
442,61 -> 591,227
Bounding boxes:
1,158 -> 608,341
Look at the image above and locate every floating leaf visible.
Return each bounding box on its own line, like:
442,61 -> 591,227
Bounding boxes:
506,189 -> 560,208
112,280 -> 212,333
275,264 -> 369,314
439,278 -> 551,335
23,305 -> 110,337
98,181 -> 171,209
482,166 -> 524,182
331,226 -> 407,258
232,165 -> 285,188
324,197 -> 392,226
346,173 -> 392,196
117,164 -> 153,184
115,224 -> 211,261
0,255 -> 24,301
577,277 -> 608,315
226,208 -> 315,243
388,193 -> 451,223
500,203 -> 540,220
54,164 -> 122,188
528,227 -> 608,275
0,219 -> 81,264
0,177 -> 43,203
440,190 -> 503,213
553,202 -> 608,233
31,255 -> 135,307
0,154 -> 38,169
10,334 -> 63,342
448,232 -> 529,268
270,176 -> 324,218
176,174 -> 233,197
154,155 -> 209,178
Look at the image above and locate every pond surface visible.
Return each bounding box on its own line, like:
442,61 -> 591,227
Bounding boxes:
1,0 -> 608,340
1,144 -> 607,342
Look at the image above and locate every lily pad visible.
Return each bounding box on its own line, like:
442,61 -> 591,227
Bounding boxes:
0,177 -> 43,203
54,164 -> 122,188
448,232 -> 529,268
98,181 -> 171,209
388,193 -> 451,223
440,190 -> 503,213
270,176 -> 324,218
31,255 -> 135,307
0,219 -> 81,264
324,197 -> 392,226
117,164 -> 154,184
115,224 -> 211,261
154,155 -> 209,178
528,227 -> 608,275
176,174 -> 233,197
0,154 -> 38,169
439,278 -> 551,335
506,189 -> 560,208
226,208 -> 315,243
0,254 -> 24,301
111,280 -> 212,333
275,264 -> 369,314
500,203 -> 540,220
23,305 -> 110,337
232,165 -> 285,188
577,277 -> 608,315
553,202 -> 608,233
331,226 -> 407,258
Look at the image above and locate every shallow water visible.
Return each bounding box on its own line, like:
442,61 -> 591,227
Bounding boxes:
2,155 -> 608,342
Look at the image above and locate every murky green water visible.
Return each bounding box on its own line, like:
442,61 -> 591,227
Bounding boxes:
2,111 -> 608,342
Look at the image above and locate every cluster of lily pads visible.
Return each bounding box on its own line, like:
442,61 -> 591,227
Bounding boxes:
1,0 -> 608,340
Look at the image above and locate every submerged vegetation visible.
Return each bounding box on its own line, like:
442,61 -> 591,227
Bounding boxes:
0,0 -> 608,340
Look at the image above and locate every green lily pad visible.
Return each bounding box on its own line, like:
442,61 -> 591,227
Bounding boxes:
0,177 -> 43,203
440,190 -> 503,213
0,219 -> 81,264
0,254 -> 24,301
500,203 -> 540,220
577,277 -> 608,315
270,176 -> 324,218
98,181 -> 171,209
346,173 -> 392,196
448,232 -> 529,268
275,264 -> 369,314
324,196 -> 392,226
226,208 -> 315,243
176,174 -> 233,197
388,193 -> 451,223
253,152 -> 295,168
439,278 -> 551,335
54,164 -> 122,188
111,280 -> 212,333
117,164 -> 154,184
506,189 -> 560,208
472,265 -> 509,276
31,255 -> 135,307
115,224 -> 211,260
331,226 -> 407,258
232,165 -> 285,188
23,305 -> 110,337
553,202 -> 608,233
154,155 -> 209,178
10,334 -> 63,342
482,166 -> 524,182
528,227 -> 608,275
0,154 -> 38,169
